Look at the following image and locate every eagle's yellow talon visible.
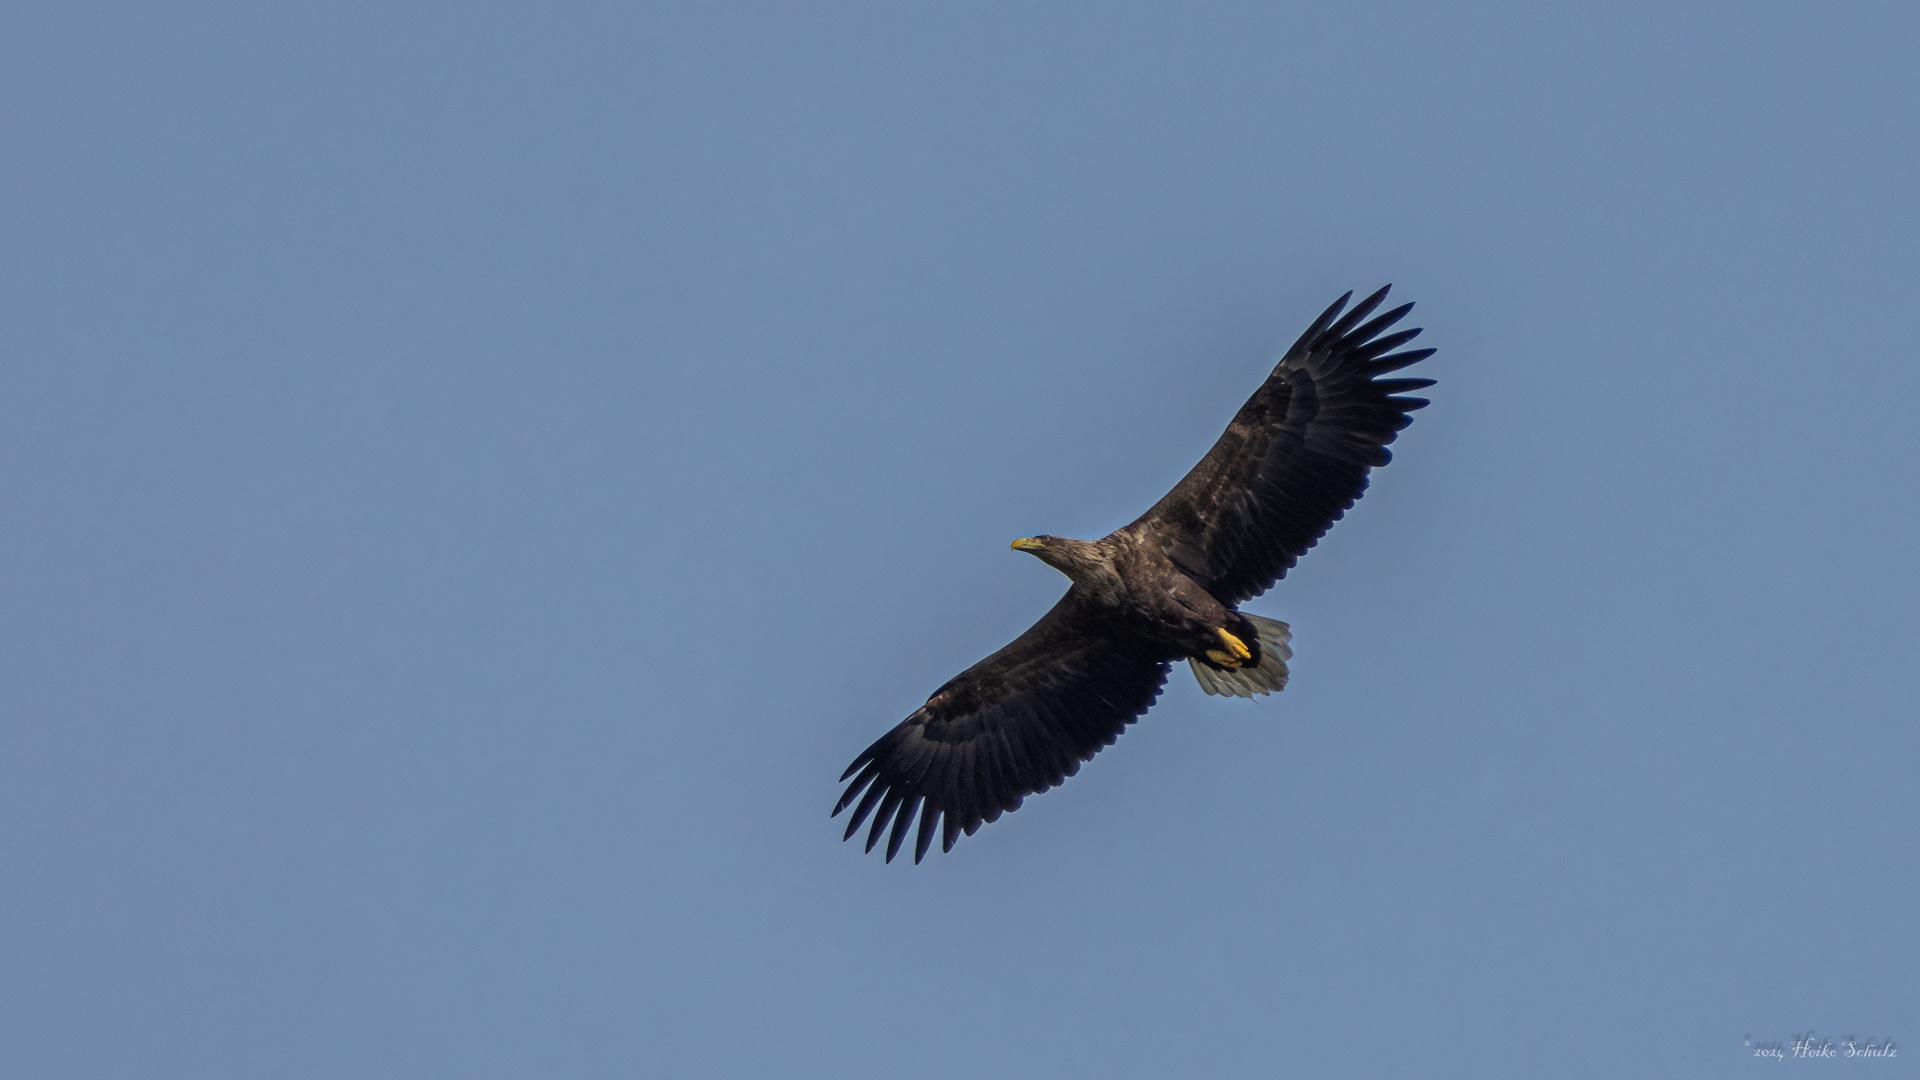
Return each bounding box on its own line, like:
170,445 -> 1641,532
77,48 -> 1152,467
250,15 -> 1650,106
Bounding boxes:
1215,628 -> 1252,661
1204,648 -> 1242,668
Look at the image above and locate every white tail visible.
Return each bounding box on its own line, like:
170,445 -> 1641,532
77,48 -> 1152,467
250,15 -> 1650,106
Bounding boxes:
1189,614 -> 1292,698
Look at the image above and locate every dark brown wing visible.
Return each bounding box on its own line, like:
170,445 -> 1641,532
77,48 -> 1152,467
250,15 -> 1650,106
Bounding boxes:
833,596 -> 1172,863
1123,286 -> 1435,604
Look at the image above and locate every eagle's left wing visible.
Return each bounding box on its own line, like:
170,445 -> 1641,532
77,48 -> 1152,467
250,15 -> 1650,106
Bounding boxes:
1121,286 -> 1435,604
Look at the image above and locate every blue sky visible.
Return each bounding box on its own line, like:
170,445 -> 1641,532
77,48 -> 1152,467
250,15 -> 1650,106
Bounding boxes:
3,3 -> 1915,1077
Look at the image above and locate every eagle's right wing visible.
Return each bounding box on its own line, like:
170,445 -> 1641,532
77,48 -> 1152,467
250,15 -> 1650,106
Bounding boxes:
833,596 -> 1172,863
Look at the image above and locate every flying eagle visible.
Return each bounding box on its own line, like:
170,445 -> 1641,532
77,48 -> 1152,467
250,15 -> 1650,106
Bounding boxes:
833,286 -> 1435,862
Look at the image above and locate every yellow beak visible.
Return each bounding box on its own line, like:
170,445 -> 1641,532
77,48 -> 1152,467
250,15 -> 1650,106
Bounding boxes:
1010,537 -> 1045,552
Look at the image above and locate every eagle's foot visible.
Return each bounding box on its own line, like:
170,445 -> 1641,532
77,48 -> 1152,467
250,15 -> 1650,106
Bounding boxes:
1204,628 -> 1252,669
1215,628 -> 1252,661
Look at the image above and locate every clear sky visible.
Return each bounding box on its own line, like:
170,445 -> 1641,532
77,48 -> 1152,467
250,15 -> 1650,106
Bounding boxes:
3,2 -> 1915,1077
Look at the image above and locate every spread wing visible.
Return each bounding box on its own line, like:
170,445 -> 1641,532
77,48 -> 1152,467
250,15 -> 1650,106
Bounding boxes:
833,597 -> 1172,863
1124,285 -> 1435,604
